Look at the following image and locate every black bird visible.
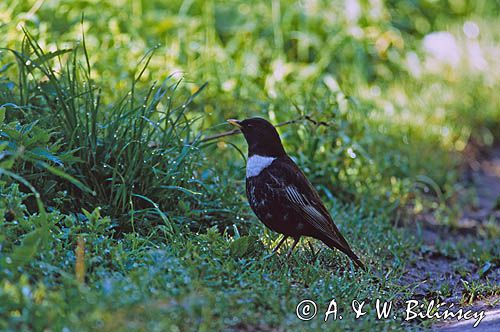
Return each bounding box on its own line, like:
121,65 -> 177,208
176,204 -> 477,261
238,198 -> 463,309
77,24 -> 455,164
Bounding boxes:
228,117 -> 365,269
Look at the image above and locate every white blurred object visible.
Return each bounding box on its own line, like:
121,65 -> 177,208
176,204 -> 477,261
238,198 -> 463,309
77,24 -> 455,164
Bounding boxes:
265,58 -> 292,98
369,0 -> 383,19
323,74 -> 340,93
463,21 -> 487,71
405,51 -> 422,78
272,58 -> 288,81
467,41 -> 488,71
463,21 -> 480,39
423,31 -> 460,67
345,0 -> 361,23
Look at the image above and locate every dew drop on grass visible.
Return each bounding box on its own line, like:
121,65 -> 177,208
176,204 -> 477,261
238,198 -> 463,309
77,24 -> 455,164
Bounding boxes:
347,147 -> 357,159
5,257 -> 12,264
22,286 -> 31,297
25,60 -> 31,66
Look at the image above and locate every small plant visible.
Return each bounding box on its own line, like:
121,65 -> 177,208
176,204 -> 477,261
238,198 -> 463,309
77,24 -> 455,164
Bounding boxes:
2,32 -> 211,231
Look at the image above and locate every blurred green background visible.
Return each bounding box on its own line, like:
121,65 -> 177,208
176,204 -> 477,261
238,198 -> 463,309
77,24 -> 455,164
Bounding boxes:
0,0 -> 499,331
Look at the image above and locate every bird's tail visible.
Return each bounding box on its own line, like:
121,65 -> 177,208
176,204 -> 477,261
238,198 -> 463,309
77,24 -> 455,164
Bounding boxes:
320,235 -> 366,270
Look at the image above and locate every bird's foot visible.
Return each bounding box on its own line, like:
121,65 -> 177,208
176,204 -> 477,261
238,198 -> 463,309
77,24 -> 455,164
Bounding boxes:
307,241 -> 321,264
285,237 -> 300,258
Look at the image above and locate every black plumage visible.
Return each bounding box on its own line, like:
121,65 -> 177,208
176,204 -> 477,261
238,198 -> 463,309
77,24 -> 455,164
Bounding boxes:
228,117 -> 365,269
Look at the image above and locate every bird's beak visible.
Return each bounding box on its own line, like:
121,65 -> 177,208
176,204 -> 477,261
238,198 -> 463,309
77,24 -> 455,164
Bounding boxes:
227,119 -> 243,128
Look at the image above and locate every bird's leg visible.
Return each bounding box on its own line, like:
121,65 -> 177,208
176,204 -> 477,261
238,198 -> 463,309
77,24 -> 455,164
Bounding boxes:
286,237 -> 300,258
307,241 -> 321,264
263,235 -> 289,260
272,235 -> 288,253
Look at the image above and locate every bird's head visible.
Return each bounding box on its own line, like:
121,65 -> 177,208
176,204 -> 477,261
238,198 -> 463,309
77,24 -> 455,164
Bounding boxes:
227,117 -> 286,157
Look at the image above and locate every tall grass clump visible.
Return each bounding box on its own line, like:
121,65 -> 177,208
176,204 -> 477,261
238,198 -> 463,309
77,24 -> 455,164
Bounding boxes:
1,32 -> 211,231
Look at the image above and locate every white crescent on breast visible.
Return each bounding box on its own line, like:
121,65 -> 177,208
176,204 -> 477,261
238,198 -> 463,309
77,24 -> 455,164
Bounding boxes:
246,155 -> 276,178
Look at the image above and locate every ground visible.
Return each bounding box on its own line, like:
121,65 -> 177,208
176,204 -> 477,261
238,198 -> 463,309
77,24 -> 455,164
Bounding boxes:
402,145 -> 500,331
1,1 -> 499,331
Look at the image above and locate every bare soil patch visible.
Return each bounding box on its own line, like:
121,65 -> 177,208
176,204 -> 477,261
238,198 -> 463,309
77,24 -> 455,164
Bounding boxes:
402,144 -> 500,330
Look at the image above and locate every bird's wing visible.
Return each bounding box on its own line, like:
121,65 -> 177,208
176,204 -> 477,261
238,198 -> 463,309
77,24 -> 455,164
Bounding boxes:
266,157 -> 352,251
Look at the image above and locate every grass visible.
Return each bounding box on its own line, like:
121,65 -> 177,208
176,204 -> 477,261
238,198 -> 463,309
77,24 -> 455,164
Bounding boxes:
1,192 -> 413,331
1,0 -> 499,330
